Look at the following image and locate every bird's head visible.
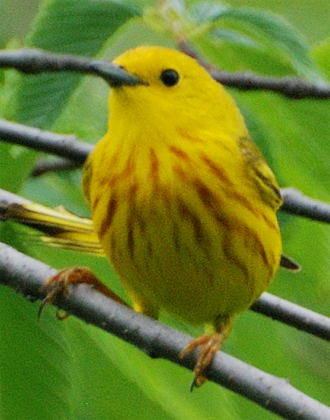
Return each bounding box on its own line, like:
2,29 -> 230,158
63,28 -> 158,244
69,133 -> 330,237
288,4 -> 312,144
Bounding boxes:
101,46 -> 247,148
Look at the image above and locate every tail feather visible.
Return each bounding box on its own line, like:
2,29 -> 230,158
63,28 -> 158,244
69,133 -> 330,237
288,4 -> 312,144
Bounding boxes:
0,188 -> 104,255
280,253 -> 301,271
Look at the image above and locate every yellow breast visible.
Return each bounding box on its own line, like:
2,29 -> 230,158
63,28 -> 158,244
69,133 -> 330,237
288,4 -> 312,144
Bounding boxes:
86,128 -> 281,325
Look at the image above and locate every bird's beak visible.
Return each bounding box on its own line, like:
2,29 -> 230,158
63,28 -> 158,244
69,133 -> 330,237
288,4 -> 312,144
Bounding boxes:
89,60 -> 143,88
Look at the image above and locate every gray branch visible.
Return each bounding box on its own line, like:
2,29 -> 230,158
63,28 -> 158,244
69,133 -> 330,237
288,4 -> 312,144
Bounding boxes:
0,241 -> 329,420
31,157 -> 81,177
281,188 -> 330,224
0,49 -> 140,86
251,293 -> 330,341
209,70 -> 330,99
0,117 -> 92,163
1,48 -> 330,99
178,40 -> 330,99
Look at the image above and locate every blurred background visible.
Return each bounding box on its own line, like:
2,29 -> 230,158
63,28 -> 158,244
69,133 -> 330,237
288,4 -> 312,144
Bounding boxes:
1,1 -> 330,420
1,0 -> 330,46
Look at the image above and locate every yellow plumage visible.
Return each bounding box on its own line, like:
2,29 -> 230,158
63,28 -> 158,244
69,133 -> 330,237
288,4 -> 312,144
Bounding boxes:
83,46 -> 282,329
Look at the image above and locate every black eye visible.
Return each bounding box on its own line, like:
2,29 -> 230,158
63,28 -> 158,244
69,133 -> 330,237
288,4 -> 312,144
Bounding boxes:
160,69 -> 179,87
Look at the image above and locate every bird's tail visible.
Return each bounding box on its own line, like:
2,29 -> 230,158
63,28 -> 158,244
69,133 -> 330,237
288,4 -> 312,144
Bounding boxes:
0,188 -> 104,255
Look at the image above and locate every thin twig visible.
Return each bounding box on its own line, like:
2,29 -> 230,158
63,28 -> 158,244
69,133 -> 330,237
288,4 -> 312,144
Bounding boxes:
0,241 -> 329,420
1,48 -> 330,99
0,49 -> 140,86
251,294 -> 330,341
281,188 -> 330,224
0,117 -> 92,163
210,71 -> 330,99
178,40 -> 330,99
31,158 -> 81,177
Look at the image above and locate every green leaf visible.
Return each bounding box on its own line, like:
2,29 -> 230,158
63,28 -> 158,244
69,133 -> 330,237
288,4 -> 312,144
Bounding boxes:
312,37 -> 330,80
192,3 -> 321,80
194,34 -> 299,75
1,0 -> 140,192
0,287 -> 73,420
211,28 -> 258,48
191,1 -> 228,23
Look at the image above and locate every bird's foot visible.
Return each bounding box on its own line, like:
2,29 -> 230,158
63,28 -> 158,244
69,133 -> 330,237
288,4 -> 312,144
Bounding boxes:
179,316 -> 232,390
38,266 -> 127,319
179,332 -> 224,390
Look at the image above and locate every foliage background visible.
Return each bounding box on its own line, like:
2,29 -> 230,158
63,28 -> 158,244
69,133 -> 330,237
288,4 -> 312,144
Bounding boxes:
1,0 -> 330,419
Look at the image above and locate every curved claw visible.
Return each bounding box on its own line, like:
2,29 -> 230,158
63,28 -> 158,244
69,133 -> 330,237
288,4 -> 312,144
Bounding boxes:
179,316 -> 232,390
180,333 -> 224,391
38,266 -> 127,319
38,270 -> 71,318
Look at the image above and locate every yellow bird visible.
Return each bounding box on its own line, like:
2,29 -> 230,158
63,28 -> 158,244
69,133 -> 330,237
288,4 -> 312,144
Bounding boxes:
82,46 -> 282,388
2,46 -> 298,388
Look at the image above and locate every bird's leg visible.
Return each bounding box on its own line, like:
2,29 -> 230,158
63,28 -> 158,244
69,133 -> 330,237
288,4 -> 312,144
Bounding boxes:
179,316 -> 232,390
38,267 -> 127,319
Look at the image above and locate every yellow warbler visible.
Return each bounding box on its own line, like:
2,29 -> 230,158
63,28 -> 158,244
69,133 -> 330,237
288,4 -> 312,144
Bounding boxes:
81,46 -> 283,387
3,46 -> 296,388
